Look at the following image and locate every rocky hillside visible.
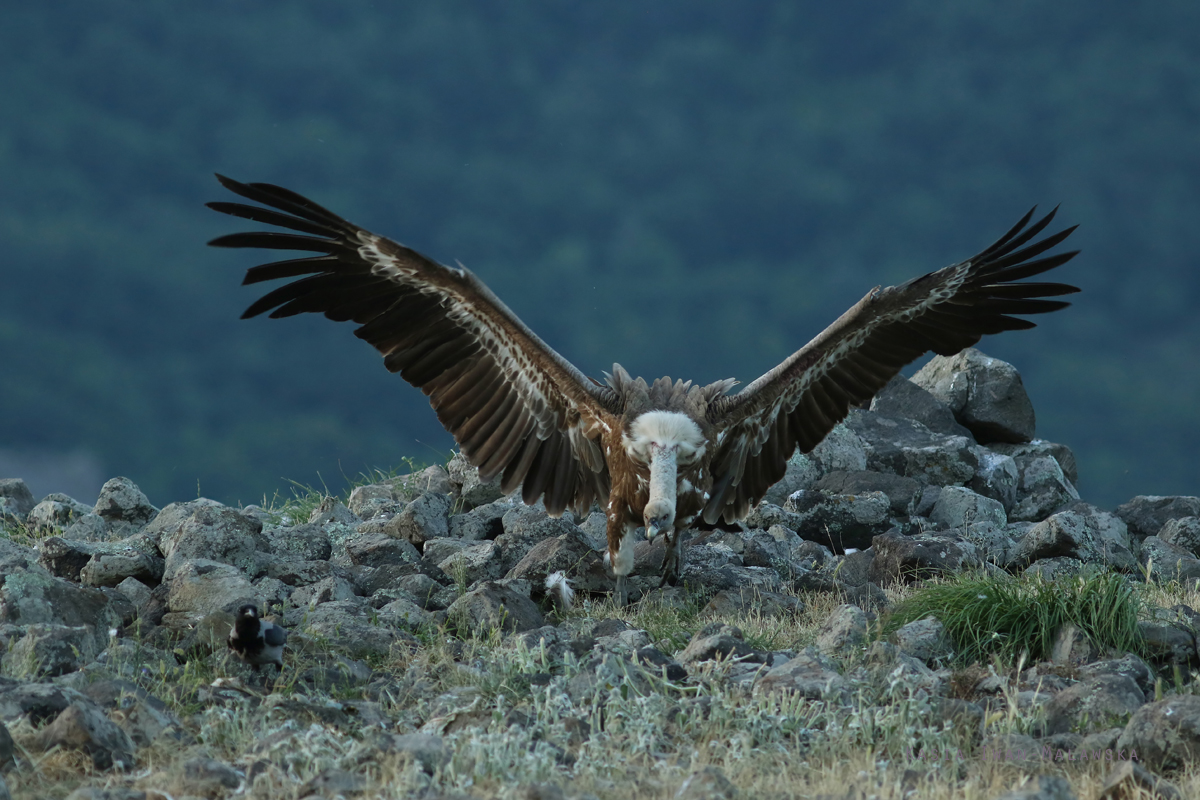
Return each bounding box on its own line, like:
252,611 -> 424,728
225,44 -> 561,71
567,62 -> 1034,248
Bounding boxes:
1,348 -> 1199,800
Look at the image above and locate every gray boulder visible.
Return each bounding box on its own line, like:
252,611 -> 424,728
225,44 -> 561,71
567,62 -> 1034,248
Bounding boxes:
867,529 -> 981,587
1009,454 -> 1080,522
813,470 -> 922,516
0,479 -> 35,520
34,700 -> 136,770
1158,517 -> 1200,557
756,647 -> 849,702
1011,507 -> 1137,573
870,375 -> 973,438
341,531 -> 421,568
148,500 -> 262,579
26,496 -> 93,530
1042,674 -> 1145,735
448,452 -> 504,509
848,411 -> 978,486
783,489 -> 892,552
677,623 -> 762,665
506,528 -> 609,595
92,477 -> 157,531
911,348 -> 1036,443
265,522 -> 332,561
1115,495 -> 1200,543
891,617 -> 954,665
1117,695 -> 1200,771
303,599 -> 414,659
166,560 -> 257,617
3,624 -> 101,678
446,581 -> 545,637
930,485 -> 1006,529
437,540 -> 504,585
814,604 -> 868,656
1139,536 -> 1200,584
383,491 -> 451,546
968,448 -> 1020,511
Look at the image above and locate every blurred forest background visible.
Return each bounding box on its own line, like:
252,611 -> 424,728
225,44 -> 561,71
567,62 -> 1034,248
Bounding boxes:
1,1 -> 1198,510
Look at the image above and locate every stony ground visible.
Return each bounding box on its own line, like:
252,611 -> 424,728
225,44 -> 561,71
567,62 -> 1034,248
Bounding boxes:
2,349 -> 1200,800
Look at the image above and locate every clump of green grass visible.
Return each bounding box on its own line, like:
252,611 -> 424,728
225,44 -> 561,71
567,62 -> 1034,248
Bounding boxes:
884,569 -> 1145,665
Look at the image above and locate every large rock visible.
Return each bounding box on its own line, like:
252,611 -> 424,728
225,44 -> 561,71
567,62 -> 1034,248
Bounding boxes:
264,522 -> 332,561
1008,455 -> 1080,522
1115,496 -> 1200,543
3,624 -> 101,678
930,486 -> 1006,529
166,560 -> 257,616
448,452 -> 504,509
782,489 -> 892,552
1117,695 -> 1200,771
813,470 -> 922,516
911,348 -> 1036,443
1042,674 -> 1146,735
867,529 -> 981,586
147,500 -> 262,579
0,479 -> 36,520
756,647 -> 849,702
1010,507 -> 1138,573
36,700 -> 137,770
495,506 -> 582,573
0,565 -> 125,651
383,491 -> 451,546
303,599 -> 414,659
1138,536 -> 1200,583
870,375 -> 973,438
445,581 -> 544,637
847,411 -> 978,486
1158,517 -> 1200,557
506,529 -> 609,595
92,477 -> 157,531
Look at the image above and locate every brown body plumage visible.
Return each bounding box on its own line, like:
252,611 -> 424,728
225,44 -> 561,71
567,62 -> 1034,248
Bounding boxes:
209,175 -> 1079,604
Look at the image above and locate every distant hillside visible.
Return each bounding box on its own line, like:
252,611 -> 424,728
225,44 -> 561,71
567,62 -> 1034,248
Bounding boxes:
1,1 -> 1198,508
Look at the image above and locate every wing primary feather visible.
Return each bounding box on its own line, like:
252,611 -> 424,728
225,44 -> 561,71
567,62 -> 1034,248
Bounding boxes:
206,201 -> 338,238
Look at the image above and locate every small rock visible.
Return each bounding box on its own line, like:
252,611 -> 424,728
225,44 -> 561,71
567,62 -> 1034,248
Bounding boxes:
815,604 -> 868,656
756,647 -> 849,702
892,617 -> 954,665
677,623 -> 761,665
1097,760 -> 1183,800
676,765 -> 737,800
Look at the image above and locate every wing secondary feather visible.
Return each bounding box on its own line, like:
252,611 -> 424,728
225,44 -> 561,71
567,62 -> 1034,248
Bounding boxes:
208,175 -> 617,516
704,207 -> 1080,524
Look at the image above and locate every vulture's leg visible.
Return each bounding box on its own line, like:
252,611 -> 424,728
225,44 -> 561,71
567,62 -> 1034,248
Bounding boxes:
606,519 -> 637,607
659,526 -> 685,587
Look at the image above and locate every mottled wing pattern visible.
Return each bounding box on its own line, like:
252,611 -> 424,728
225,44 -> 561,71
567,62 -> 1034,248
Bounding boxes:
703,207 -> 1079,524
208,175 -> 619,516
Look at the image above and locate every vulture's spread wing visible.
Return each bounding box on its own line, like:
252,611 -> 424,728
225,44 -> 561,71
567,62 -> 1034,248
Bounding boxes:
704,207 -> 1079,524
208,175 -> 618,516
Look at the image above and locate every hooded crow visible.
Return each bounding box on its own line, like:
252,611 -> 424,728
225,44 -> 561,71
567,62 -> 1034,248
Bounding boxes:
228,604 -> 287,671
